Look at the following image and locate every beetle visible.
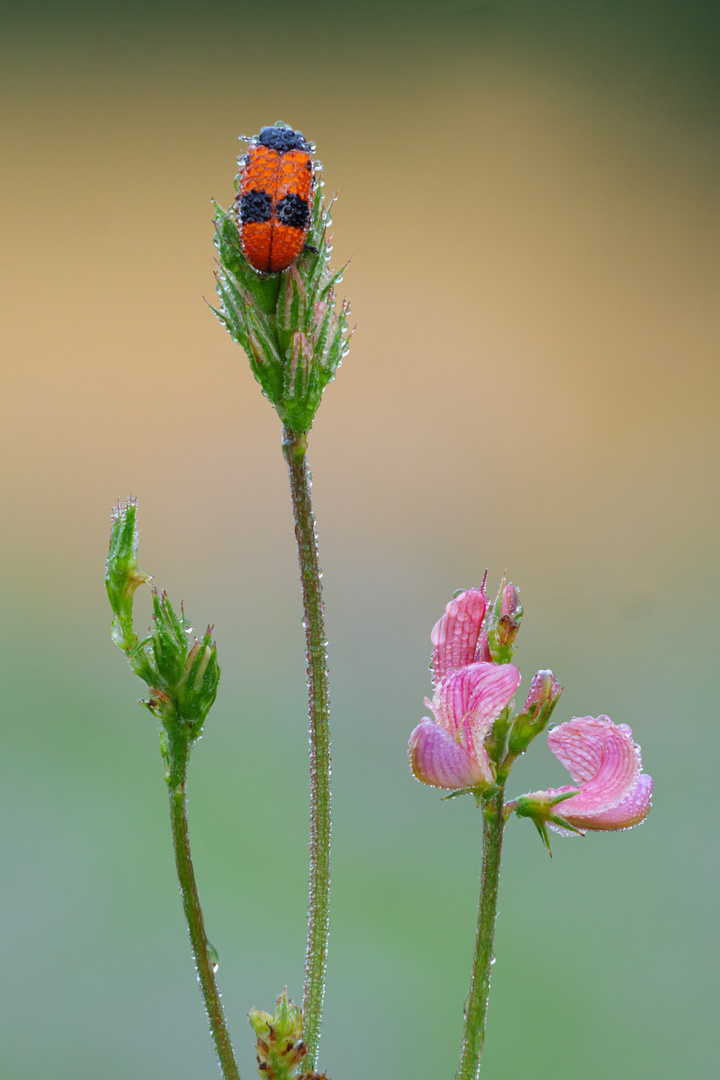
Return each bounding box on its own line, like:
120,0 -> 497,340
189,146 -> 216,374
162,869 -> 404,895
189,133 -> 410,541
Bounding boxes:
234,124 -> 316,274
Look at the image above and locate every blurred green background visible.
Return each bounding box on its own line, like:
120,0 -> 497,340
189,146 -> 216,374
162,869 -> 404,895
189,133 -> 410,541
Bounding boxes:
2,1 -> 718,1077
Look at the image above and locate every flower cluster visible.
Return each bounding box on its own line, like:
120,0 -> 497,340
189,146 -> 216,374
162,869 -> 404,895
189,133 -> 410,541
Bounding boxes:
408,582 -> 528,793
408,582 -> 653,837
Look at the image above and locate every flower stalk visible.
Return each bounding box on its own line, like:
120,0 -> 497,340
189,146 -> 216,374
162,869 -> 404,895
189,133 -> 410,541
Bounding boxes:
106,499 -> 240,1080
282,424 -> 331,1070
457,789 -> 506,1080
165,730 -> 241,1080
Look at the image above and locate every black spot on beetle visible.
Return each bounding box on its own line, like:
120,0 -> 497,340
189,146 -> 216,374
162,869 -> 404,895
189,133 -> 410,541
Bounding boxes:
275,193 -> 309,229
239,189 -> 272,223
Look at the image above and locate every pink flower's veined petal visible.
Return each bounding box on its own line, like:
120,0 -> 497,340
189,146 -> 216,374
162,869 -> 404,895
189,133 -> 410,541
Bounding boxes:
547,716 -> 640,815
409,719 -> 492,789
430,588 -> 488,685
431,661 -> 521,758
566,774 -> 654,831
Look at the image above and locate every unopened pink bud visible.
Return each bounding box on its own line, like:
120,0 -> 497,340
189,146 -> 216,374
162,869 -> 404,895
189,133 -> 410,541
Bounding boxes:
501,583 -> 520,618
523,670 -> 562,714
430,587 -> 489,686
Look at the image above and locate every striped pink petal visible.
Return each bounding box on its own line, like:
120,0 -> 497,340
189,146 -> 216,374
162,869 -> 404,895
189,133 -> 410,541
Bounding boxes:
431,661 -> 521,760
431,588 -> 488,685
547,716 -> 649,829
409,719 -> 491,789
566,774 -> 654,831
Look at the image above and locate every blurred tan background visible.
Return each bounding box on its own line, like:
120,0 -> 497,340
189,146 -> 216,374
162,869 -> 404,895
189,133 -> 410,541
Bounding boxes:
1,2 -> 718,1078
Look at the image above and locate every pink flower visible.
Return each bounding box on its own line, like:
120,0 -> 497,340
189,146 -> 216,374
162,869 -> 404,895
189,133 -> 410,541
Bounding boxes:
544,716 -> 653,834
430,586 -> 489,686
409,661 -> 521,790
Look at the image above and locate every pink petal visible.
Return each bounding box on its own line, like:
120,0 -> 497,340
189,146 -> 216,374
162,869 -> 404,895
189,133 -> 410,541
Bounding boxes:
570,774 -> 654,831
431,661 -> 521,759
431,588 -> 488,685
548,716 -> 641,818
409,719 -> 491,789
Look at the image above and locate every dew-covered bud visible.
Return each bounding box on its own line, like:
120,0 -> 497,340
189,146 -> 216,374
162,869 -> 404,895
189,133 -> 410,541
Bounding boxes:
105,498 -> 152,657
486,578 -> 523,665
250,989 -> 308,1080
507,669 -> 563,757
176,632 -> 221,732
106,499 -> 221,741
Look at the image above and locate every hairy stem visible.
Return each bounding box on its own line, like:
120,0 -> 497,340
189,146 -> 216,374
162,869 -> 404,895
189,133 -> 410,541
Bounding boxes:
166,727 -> 241,1080
282,424 -> 331,1070
456,789 -> 506,1080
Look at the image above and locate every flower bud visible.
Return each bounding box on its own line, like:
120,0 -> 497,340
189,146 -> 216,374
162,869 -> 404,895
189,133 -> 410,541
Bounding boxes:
106,499 -> 221,741
177,632 -> 221,731
249,989 -> 308,1080
507,669 -> 563,757
145,592 -> 220,735
486,578 -> 523,665
105,498 -> 152,656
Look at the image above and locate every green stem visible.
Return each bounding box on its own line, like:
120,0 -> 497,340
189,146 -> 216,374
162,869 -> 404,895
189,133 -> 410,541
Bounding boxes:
456,788 -> 506,1080
282,424 -> 331,1070
165,726 -> 241,1080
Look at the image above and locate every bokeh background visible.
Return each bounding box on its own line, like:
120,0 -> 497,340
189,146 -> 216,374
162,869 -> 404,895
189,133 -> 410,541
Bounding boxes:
2,1 -> 718,1077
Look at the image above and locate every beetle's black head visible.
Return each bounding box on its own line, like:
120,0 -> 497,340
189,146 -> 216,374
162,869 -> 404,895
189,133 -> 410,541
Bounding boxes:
258,125 -> 311,153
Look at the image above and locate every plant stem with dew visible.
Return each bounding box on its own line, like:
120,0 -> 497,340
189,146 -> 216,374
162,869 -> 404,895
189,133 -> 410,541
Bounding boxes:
282,424 -> 332,1071
456,788 -> 506,1080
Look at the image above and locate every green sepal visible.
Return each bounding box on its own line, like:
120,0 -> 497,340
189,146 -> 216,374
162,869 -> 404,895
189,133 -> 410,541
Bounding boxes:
513,789 -> 583,854
214,203 -> 280,314
485,705 -> 513,768
440,782 -> 499,805
507,689 -> 561,758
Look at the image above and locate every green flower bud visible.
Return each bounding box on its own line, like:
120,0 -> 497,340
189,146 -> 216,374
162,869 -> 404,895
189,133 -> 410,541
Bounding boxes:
249,989 -> 308,1080
106,499 -> 220,741
105,498 -> 152,654
211,157 -> 352,433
